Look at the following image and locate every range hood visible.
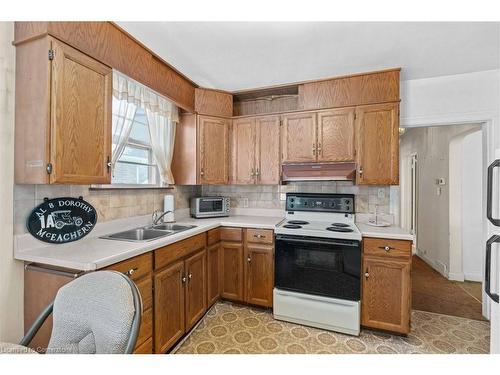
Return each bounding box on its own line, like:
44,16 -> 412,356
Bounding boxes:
282,162 -> 356,182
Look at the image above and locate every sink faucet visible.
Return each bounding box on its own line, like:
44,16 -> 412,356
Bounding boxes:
152,209 -> 173,225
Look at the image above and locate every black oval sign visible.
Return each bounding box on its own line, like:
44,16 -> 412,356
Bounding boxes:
27,197 -> 98,244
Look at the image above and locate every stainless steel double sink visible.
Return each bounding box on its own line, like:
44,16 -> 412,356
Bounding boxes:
100,223 -> 197,242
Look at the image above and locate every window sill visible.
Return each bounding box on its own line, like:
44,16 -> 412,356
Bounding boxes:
89,184 -> 174,191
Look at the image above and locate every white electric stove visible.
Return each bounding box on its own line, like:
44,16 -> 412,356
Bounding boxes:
273,193 -> 362,336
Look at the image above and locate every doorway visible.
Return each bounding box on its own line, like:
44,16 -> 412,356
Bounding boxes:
400,123 -> 485,321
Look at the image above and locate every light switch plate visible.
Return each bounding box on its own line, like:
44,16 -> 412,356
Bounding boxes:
377,188 -> 385,199
242,197 -> 249,208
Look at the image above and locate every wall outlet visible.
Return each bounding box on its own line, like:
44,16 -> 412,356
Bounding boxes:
280,193 -> 287,201
436,187 -> 442,196
242,197 -> 249,208
377,188 -> 385,199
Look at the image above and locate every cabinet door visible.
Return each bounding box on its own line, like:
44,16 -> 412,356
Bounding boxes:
185,249 -> 207,331
231,117 -> 256,184
361,257 -> 411,334
220,241 -> 244,302
256,116 -> 281,184
154,260 -> 185,353
281,112 -> 317,163
198,116 -> 229,184
244,243 -> 274,307
50,39 -> 112,184
207,242 -> 221,307
317,108 -> 355,162
355,103 -> 399,185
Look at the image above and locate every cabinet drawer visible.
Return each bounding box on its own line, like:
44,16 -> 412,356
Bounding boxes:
363,237 -> 412,259
207,228 -> 221,246
155,233 -> 206,270
134,337 -> 153,354
220,227 -> 242,242
136,307 -> 153,347
106,253 -> 153,281
136,276 -> 152,311
246,228 -> 273,244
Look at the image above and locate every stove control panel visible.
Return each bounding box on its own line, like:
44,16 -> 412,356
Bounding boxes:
286,193 -> 354,214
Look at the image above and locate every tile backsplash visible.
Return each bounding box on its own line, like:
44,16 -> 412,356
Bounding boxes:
13,185 -> 201,234
202,181 -> 392,214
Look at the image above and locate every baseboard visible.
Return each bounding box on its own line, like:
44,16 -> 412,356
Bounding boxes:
416,250 -> 449,278
448,272 -> 465,282
464,272 -> 483,282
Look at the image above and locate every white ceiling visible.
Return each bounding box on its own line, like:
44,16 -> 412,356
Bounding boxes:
117,22 -> 500,91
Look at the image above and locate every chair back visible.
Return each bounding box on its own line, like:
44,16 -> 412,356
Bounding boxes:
46,271 -> 142,354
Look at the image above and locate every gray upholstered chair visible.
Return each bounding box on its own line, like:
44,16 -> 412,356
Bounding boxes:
18,271 -> 142,354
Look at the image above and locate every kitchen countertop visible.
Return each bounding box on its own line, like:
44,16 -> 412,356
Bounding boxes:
356,222 -> 414,241
14,215 -> 284,271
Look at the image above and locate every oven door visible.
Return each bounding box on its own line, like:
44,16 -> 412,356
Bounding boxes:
198,198 -> 223,214
275,234 -> 361,301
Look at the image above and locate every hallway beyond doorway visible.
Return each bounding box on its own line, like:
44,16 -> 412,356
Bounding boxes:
412,256 -> 485,321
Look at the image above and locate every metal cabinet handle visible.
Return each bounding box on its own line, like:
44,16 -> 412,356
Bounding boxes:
485,235 -> 500,303
379,246 -> 394,252
255,168 -> 260,177
254,234 -> 265,239
200,168 -> 204,176
188,273 -> 192,280
125,268 -> 138,276
106,156 -> 112,172
247,256 -> 251,263
358,166 -> 363,176
364,271 -> 369,279
487,159 -> 500,226
317,142 -> 322,155
181,275 -> 187,283
312,143 -> 316,156
251,168 -> 255,177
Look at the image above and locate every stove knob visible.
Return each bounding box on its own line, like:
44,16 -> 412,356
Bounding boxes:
290,204 -> 294,208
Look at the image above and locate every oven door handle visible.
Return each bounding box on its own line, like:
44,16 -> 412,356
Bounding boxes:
485,235 -> 500,303
275,236 -> 359,247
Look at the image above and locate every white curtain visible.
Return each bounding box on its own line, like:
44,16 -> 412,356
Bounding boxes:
112,71 -> 179,184
111,96 -> 137,174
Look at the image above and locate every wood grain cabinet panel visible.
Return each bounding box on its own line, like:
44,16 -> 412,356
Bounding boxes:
207,242 -> 221,307
185,249 -> 207,331
244,243 -> 274,308
361,257 -> 411,334
317,108 -> 355,162
255,116 -> 281,184
281,112 -> 317,163
154,260 -> 185,354
220,241 -> 244,302
355,103 -> 399,185
232,117 -> 257,184
134,337 -> 153,354
199,116 -> 230,184
363,237 -> 412,260
15,36 -> 112,184
105,252 -> 153,281
195,88 -> 233,117
136,307 -> 153,347
50,39 -> 112,184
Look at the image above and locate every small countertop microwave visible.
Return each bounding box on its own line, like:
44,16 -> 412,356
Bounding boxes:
190,197 -> 230,218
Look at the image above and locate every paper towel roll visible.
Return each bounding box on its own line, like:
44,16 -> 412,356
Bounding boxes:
163,195 -> 175,222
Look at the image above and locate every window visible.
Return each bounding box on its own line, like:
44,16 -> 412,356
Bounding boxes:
112,107 -> 160,186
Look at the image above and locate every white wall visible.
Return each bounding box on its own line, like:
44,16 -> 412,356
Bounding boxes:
461,130 -> 484,281
400,125 -> 480,276
0,22 -> 23,342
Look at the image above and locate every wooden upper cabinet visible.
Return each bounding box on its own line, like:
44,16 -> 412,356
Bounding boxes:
231,115 -> 281,185
232,117 -> 257,184
317,108 -> 355,162
281,112 -> 317,163
355,103 -> 399,185
361,257 -> 411,334
255,116 -> 281,184
184,249 -> 207,331
15,36 -> 112,184
195,88 -> 233,117
198,116 -> 230,184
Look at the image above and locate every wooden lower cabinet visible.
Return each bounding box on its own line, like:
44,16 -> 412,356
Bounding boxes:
244,243 -> 274,307
154,260 -> 186,354
220,240 -> 245,302
361,237 -> 412,335
185,250 -> 207,331
207,242 -> 221,306
134,337 -> 153,354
